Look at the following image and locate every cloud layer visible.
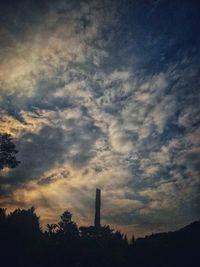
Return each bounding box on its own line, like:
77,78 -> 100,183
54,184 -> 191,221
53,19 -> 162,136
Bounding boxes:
0,0 -> 200,237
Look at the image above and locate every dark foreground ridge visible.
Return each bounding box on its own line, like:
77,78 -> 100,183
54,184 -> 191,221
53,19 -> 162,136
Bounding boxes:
0,207 -> 199,267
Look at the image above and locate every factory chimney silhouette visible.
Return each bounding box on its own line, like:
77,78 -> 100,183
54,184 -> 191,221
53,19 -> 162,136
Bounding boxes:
94,188 -> 101,228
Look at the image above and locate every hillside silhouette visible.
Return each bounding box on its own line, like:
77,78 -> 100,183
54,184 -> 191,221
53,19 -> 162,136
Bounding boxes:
133,221 -> 199,267
0,207 -> 199,267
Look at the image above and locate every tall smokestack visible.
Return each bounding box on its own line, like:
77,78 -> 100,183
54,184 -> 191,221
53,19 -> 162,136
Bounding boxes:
94,188 -> 101,228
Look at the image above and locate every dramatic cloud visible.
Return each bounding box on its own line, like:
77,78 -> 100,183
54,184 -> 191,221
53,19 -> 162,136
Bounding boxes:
0,0 -> 199,237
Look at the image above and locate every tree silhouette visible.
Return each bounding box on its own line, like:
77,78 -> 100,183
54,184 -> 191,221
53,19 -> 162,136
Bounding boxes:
0,208 -> 6,220
0,208 -> 6,228
7,207 -> 41,241
0,133 -> 20,170
0,206 -> 199,267
46,223 -> 59,236
58,210 -> 79,240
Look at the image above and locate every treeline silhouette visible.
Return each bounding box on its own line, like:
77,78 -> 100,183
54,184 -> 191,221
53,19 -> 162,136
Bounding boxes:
0,207 -> 199,267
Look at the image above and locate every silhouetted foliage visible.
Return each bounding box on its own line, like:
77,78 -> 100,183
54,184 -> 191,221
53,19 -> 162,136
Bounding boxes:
0,208 -> 6,221
0,207 -> 42,267
0,206 -> 199,267
7,207 -> 41,240
58,210 -> 79,239
0,208 -> 6,229
0,133 -> 20,170
130,234 -> 135,246
46,223 -> 58,236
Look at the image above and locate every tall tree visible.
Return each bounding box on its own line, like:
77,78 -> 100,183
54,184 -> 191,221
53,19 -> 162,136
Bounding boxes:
58,210 -> 79,239
0,133 -> 20,170
7,207 -> 41,240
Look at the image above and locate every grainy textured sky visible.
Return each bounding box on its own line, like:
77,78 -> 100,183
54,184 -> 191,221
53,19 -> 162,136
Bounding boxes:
0,0 -> 199,237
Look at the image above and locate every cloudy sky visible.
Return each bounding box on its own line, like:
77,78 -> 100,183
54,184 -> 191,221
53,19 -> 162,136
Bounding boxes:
0,0 -> 199,237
